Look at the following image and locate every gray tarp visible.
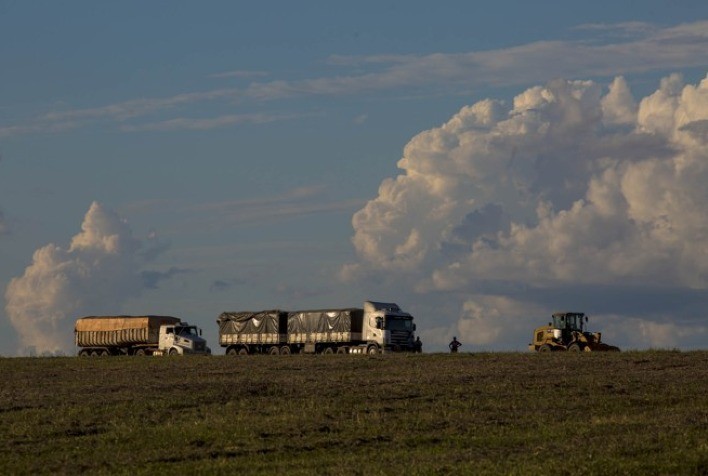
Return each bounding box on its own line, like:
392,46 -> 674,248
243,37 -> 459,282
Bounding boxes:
287,309 -> 364,344
287,309 -> 358,334
217,311 -> 283,335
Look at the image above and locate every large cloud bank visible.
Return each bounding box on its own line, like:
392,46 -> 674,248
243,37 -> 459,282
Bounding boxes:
344,73 -> 708,350
5,202 -> 172,354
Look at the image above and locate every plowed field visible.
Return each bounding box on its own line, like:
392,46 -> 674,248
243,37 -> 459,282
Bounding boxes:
2,351 -> 707,475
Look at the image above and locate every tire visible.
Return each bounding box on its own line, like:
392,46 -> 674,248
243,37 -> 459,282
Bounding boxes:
568,343 -> 582,353
227,347 -> 238,356
336,347 -> 347,354
280,346 -> 291,355
322,347 -> 334,355
90,350 -> 100,357
367,345 -> 379,355
169,348 -> 179,356
269,346 -> 280,355
134,348 -> 146,357
538,344 -> 553,353
238,348 -> 248,356
78,349 -> 90,357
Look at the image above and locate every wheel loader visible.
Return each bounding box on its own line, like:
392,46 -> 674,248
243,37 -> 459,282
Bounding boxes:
529,312 -> 620,352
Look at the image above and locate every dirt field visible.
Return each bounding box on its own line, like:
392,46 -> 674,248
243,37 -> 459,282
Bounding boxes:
2,351 -> 707,475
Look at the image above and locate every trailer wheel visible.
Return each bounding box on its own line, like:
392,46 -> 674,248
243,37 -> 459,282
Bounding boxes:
90,350 -> 100,357
269,346 -> 280,355
226,347 -> 238,356
336,347 -> 347,354
367,345 -> 379,355
78,349 -> 90,357
238,347 -> 248,356
134,348 -> 146,357
280,346 -> 291,355
322,347 -> 334,355
538,344 -> 553,353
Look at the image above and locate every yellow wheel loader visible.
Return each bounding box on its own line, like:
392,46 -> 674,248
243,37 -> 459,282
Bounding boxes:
529,312 -> 620,352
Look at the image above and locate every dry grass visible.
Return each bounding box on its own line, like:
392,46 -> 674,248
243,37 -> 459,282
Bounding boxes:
2,351 -> 707,475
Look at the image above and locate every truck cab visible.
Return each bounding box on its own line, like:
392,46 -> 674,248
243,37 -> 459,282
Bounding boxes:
158,322 -> 211,355
363,301 -> 416,353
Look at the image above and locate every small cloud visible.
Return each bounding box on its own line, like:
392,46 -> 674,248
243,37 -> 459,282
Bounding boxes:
122,112 -> 312,132
209,279 -> 233,292
353,114 -> 368,125
141,267 -> 194,289
209,70 -> 269,79
0,209 -> 9,236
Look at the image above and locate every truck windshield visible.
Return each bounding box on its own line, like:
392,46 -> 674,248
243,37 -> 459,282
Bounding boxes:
177,326 -> 198,336
384,318 -> 413,331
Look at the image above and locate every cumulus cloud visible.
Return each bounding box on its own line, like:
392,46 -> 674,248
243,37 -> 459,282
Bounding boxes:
344,73 -> 708,350
4,202 -> 175,354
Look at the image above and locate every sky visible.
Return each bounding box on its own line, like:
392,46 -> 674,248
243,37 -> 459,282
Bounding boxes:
1,1 -> 708,355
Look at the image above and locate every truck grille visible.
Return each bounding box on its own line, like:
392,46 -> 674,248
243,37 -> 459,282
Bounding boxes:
390,330 -> 411,346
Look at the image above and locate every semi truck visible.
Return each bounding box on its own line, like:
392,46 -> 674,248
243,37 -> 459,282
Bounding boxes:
218,301 -> 416,355
75,315 -> 211,356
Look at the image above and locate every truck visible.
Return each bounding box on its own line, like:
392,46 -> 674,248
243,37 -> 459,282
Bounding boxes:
75,315 -> 211,356
529,311 -> 620,352
218,301 -> 416,355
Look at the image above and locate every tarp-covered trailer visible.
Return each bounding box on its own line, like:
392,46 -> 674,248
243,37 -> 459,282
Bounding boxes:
75,315 -> 181,356
287,308 -> 364,354
217,310 -> 288,355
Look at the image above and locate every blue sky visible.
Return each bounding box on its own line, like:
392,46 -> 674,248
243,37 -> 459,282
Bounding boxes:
1,1 -> 708,354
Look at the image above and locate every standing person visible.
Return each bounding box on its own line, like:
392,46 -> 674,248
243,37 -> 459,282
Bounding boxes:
449,336 -> 462,353
414,336 -> 423,353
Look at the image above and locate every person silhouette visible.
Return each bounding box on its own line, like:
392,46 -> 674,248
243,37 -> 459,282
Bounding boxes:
414,336 -> 423,353
449,336 -> 462,353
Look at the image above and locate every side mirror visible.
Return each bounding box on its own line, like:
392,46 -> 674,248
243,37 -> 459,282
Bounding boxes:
413,324 -> 417,331
199,329 -> 202,336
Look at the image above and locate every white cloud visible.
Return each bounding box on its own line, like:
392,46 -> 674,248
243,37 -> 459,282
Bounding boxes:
4,202 -> 173,354
344,73 -> 708,350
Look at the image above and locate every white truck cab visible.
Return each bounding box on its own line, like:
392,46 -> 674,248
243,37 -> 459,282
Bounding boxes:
361,301 -> 416,353
156,322 -> 211,356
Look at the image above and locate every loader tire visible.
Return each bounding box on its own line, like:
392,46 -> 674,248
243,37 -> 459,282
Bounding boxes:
538,344 -> 553,353
568,343 -> 582,352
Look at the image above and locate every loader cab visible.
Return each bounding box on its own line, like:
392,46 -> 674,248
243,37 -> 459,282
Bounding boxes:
552,312 -> 586,332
